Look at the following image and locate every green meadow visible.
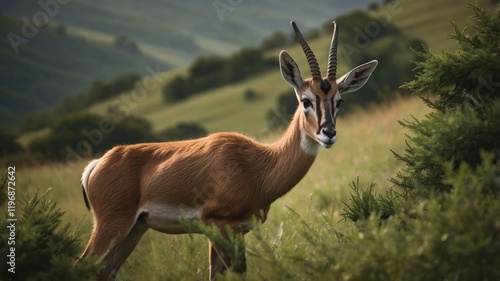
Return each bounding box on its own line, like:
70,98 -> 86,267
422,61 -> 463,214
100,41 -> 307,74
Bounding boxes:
2,0 -> 498,280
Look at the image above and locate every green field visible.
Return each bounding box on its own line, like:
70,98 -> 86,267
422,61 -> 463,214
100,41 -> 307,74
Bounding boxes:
6,1 -> 498,279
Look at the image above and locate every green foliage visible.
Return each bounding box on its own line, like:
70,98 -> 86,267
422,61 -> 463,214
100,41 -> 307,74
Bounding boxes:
0,189 -> 101,280
249,157 -> 500,281
161,122 -> 208,141
266,90 -> 297,130
404,5 -> 500,113
391,5 -> 500,195
391,104 -> 500,194
260,31 -> 290,51
340,178 -> 400,222
333,7 -> 500,280
29,113 -> 158,161
243,89 -> 258,101
162,76 -> 189,102
162,48 -> 277,102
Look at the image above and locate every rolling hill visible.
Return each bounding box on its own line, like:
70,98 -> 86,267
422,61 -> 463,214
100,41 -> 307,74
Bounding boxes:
4,0 -> 496,133
0,0 -> 378,127
84,0 -> 496,138
1,0 -> 378,64
0,13 -> 164,127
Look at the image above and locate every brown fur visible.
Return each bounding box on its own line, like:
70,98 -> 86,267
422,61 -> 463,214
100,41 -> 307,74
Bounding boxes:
78,80 -> 334,280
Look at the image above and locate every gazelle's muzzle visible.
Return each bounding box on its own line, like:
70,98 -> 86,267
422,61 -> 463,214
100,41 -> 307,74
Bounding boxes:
317,125 -> 336,148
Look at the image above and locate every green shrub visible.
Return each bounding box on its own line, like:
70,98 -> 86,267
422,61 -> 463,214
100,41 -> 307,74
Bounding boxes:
391,4 -> 500,196
161,122 -> 208,141
266,90 -> 297,130
243,89 -> 258,101
248,156 -> 499,281
260,31 -> 290,51
0,188 -> 101,280
162,48 -> 277,103
405,5 -> 500,113
29,113 -> 158,161
332,6 -> 500,280
391,104 -> 500,195
340,178 -> 400,222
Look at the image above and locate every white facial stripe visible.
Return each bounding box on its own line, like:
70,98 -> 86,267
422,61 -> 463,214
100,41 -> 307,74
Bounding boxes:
302,88 -> 317,115
303,88 -> 316,101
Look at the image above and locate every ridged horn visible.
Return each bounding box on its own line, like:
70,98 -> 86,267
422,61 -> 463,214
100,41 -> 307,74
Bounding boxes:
291,21 -> 322,81
327,21 -> 339,81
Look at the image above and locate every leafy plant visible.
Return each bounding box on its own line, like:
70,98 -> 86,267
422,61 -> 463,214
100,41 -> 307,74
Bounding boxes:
340,178 -> 400,222
161,122 -> 208,141
0,188 -> 101,280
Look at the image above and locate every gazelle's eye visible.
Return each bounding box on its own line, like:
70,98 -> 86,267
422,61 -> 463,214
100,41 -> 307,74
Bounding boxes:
336,99 -> 344,109
302,99 -> 312,109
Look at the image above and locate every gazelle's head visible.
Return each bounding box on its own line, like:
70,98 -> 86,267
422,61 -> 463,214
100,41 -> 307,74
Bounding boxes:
280,21 -> 378,149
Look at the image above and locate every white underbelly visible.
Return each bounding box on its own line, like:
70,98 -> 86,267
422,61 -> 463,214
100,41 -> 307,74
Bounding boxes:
141,204 -> 203,234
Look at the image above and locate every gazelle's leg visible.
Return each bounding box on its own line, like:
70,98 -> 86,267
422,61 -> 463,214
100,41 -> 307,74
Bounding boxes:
78,214 -> 138,281
103,224 -> 148,280
208,239 -> 226,279
208,230 -> 247,280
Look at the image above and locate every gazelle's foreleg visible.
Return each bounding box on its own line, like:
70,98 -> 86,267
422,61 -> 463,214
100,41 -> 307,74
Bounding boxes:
206,224 -> 247,280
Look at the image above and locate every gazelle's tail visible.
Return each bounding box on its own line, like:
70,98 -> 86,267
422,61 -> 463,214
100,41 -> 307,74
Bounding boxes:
81,159 -> 100,210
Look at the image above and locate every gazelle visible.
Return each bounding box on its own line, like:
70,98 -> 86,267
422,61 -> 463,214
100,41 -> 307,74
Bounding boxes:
78,21 -> 377,280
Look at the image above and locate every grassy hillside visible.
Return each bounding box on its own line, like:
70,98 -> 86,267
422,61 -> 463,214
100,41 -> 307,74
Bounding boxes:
0,13 -> 166,127
389,0 -> 495,51
86,34 -> 351,137
4,0 -> 494,129
81,0 -> 496,138
1,0 -> 377,62
0,0 -> 378,128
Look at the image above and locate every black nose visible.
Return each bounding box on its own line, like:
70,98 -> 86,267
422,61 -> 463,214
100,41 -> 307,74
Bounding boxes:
322,127 -> 336,139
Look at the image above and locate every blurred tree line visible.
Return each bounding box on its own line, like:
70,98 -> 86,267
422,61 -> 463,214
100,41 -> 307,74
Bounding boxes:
1,115 -> 209,163
24,114 -> 209,162
162,47 -> 277,102
21,73 -> 141,132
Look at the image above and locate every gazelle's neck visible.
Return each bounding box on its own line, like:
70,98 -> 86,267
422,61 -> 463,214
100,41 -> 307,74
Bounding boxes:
262,109 -> 319,204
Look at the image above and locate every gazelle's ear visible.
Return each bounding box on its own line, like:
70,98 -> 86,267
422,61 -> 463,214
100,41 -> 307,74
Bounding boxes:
337,60 -> 378,95
279,50 -> 303,94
